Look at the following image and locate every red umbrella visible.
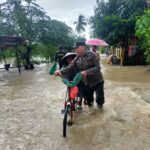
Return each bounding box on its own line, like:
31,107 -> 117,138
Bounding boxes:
86,38 -> 108,46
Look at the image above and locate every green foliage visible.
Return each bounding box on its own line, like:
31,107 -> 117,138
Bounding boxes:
42,20 -> 75,47
74,15 -> 87,35
31,43 -> 57,62
0,0 -> 76,63
0,48 -> 15,64
100,47 -> 106,54
0,0 -> 50,42
136,10 -> 150,64
90,0 -> 147,47
2,48 -> 16,58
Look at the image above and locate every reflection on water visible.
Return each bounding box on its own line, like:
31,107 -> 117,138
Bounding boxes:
0,59 -> 150,150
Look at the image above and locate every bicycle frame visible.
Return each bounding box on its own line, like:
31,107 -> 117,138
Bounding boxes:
64,86 -> 81,123
62,86 -> 83,137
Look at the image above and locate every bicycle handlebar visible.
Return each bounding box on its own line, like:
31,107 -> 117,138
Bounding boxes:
61,73 -> 82,88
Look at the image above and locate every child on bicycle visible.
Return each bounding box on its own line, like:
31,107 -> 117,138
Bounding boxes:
61,52 -> 85,109
61,52 -> 77,81
55,41 -> 105,109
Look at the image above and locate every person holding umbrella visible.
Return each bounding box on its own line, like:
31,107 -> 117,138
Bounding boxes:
86,38 -> 109,61
55,41 -> 105,109
92,45 -> 100,61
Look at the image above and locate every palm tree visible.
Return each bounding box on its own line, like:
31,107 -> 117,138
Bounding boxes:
74,15 -> 87,35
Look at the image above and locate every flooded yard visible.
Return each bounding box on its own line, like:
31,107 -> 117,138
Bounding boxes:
0,59 -> 150,150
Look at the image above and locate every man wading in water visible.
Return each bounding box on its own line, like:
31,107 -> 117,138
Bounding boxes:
55,41 -> 105,109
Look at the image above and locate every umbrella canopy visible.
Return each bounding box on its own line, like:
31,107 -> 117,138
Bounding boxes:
86,38 -> 108,46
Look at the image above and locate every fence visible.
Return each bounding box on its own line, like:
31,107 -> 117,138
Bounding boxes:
114,47 -> 145,66
115,48 -> 125,66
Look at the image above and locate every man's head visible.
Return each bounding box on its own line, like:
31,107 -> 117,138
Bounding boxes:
73,41 -> 86,56
92,45 -> 98,52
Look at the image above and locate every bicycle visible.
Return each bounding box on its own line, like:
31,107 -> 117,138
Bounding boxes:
61,86 -> 83,137
61,73 -> 83,137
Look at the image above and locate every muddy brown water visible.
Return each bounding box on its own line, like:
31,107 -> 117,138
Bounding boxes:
0,58 -> 150,150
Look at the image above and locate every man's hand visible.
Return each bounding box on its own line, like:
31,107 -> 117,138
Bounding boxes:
81,71 -> 87,77
54,70 -> 62,76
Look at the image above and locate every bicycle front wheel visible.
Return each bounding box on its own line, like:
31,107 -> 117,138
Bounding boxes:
63,105 -> 69,137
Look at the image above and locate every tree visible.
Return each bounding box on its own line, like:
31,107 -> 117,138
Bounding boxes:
42,19 -> 75,47
136,10 -> 150,64
0,0 -> 76,64
0,0 -> 51,68
90,0 -> 147,48
0,0 -> 50,42
74,15 -> 87,35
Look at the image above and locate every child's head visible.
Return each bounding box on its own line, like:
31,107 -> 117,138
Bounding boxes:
66,56 -> 74,64
61,53 -> 77,66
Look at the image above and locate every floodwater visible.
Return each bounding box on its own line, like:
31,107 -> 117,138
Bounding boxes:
0,57 -> 150,150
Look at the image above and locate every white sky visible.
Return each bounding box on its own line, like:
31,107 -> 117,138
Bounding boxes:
37,0 -> 96,38
1,0 -> 96,38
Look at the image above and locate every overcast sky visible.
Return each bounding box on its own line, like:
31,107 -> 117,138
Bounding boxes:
37,0 -> 96,38
1,0 -> 96,38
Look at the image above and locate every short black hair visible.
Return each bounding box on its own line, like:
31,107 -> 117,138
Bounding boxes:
73,41 -> 86,49
93,45 -> 98,49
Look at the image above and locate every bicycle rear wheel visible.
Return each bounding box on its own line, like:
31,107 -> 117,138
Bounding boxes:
63,105 -> 69,137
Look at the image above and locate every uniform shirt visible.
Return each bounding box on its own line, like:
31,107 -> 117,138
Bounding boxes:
61,52 -> 103,87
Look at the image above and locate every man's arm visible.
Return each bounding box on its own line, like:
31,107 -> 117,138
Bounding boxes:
60,61 -> 76,76
96,51 -> 100,61
86,53 -> 100,76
